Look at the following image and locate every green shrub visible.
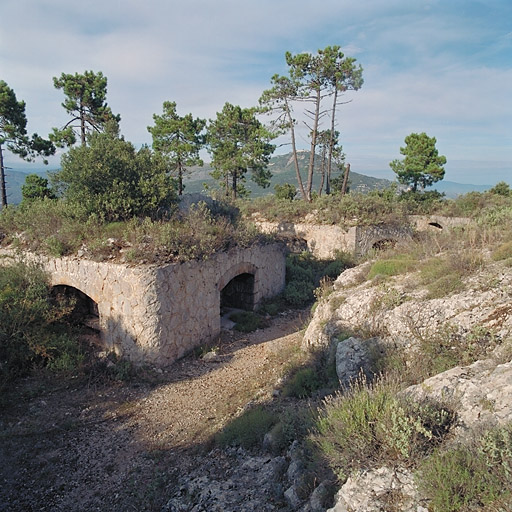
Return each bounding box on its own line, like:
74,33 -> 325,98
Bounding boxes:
274,183 -> 297,201
282,367 -> 322,398
489,181 -> 511,197
0,198 -> 269,264
322,251 -> 355,279
283,280 -> 315,307
257,299 -> 282,316
0,261 -> 83,386
281,252 -> 353,308
312,376 -> 454,481
215,406 -> 277,448
230,311 -> 269,332
368,258 -> 417,280
418,425 -> 512,512
268,407 -> 315,452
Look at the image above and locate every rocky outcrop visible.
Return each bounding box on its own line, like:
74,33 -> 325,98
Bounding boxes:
335,336 -> 382,388
404,358 -> 512,436
327,357 -> 512,512
327,466 -> 427,512
304,260 -> 512,349
305,257 -> 512,512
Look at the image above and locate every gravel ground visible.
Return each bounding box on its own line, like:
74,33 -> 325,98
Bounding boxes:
0,311 -> 307,512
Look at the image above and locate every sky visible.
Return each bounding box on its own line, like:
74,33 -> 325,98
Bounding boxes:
1,0 -> 511,186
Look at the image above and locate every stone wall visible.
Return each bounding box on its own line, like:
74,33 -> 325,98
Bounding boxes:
0,243 -> 286,366
255,215 -> 472,259
255,221 -> 358,259
255,221 -> 414,258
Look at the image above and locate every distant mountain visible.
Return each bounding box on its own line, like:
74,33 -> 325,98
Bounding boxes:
1,169 -> 50,205
2,152 -> 493,205
183,151 -> 393,197
432,180 -> 491,198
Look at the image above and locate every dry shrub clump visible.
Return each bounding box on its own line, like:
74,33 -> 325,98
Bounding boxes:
311,375 -> 454,482
0,199 -> 269,263
418,424 -> 512,512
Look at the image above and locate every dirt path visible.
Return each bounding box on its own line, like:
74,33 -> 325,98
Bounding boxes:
0,310 -> 308,512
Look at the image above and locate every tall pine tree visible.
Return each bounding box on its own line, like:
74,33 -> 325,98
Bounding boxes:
148,102 -> 205,196
0,81 -> 54,207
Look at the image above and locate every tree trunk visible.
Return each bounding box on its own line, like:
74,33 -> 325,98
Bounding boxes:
306,88 -> 321,202
0,144 -> 7,208
341,162 -> 350,196
232,169 -> 238,200
318,146 -> 326,196
326,86 -> 338,196
286,103 -> 307,201
177,158 -> 183,196
80,103 -> 86,146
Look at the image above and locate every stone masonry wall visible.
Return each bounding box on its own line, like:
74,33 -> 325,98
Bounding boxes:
255,221 -> 357,259
255,215 -> 472,259
0,243 -> 285,366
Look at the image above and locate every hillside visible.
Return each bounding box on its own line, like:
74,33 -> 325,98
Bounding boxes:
183,151 -> 393,197
3,152 -> 492,205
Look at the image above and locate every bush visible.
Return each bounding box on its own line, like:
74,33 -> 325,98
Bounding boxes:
282,367 -> 322,398
0,261 -> 82,387
274,183 -> 296,201
0,198 -> 269,264
281,252 -> 353,309
230,311 -> 269,332
418,424 -> 512,511
53,124 -> 178,221
268,407 -> 315,452
368,258 -> 417,280
215,406 -> 277,448
311,375 -> 454,481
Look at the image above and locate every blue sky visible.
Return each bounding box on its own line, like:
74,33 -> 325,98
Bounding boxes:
1,0 -> 511,185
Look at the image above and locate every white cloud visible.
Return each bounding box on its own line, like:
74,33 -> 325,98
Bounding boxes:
1,0 -> 510,185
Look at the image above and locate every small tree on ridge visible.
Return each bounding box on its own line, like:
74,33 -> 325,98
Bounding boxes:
390,132 -> 446,192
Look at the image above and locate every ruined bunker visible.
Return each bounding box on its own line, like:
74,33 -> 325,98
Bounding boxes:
3,243 -> 285,366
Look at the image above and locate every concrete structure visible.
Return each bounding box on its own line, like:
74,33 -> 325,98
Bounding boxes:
255,215 -> 472,259
0,243 -> 285,366
255,220 -> 413,258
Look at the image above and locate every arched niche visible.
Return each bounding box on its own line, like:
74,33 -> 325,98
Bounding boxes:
218,262 -> 258,312
220,272 -> 255,311
51,284 -> 99,331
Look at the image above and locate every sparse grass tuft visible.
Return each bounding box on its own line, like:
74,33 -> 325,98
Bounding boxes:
492,240 -> 512,261
368,258 -> 417,280
215,406 -> 278,449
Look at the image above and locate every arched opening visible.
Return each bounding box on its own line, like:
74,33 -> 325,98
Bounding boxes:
372,238 -> 396,251
428,222 -> 443,229
51,285 -> 99,332
220,273 -> 255,312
